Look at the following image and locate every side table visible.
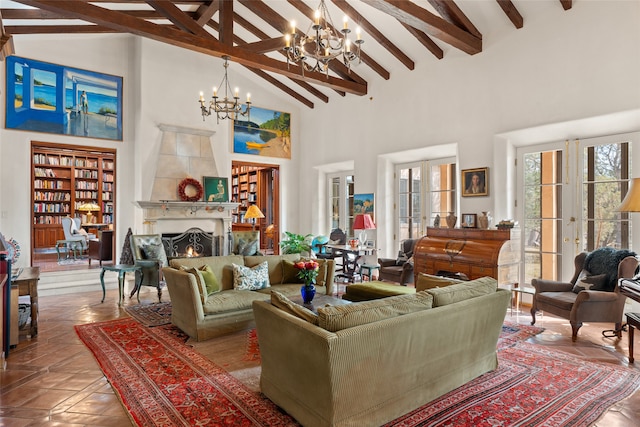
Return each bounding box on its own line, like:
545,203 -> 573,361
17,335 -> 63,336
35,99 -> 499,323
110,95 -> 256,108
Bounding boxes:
359,264 -> 380,281
100,264 -> 142,306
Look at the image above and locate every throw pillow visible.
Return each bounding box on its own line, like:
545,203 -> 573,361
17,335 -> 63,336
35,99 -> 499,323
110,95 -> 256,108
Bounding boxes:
282,260 -> 305,284
270,290 -> 318,325
141,243 -> 163,261
415,273 -> 463,292
426,276 -> 497,307
317,292 -> 433,332
238,238 -> 259,256
180,266 -> 208,304
233,261 -> 270,290
198,265 -> 221,294
572,270 -> 608,293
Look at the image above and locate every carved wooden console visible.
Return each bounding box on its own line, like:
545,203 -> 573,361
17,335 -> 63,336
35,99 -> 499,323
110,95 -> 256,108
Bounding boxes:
413,227 -> 520,285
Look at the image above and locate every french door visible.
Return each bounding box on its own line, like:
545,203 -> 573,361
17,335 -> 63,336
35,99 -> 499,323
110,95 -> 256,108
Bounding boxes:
327,172 -> 355,237
395,158 -> 456,245
517,134 -> 634,284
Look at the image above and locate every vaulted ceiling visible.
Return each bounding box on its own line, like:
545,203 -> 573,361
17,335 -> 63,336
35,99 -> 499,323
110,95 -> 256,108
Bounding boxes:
0,0 -> 572,108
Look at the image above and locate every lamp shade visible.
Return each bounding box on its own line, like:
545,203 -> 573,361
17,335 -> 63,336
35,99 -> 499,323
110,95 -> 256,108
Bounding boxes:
353,213 -> 375,230
78,202 -> 100,213
617,178 -> 640,212
245,204 -> 265,219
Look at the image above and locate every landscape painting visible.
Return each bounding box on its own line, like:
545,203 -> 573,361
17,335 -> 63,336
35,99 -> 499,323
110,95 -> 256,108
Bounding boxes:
233,106 -> 291,159
5,56 -> 123,141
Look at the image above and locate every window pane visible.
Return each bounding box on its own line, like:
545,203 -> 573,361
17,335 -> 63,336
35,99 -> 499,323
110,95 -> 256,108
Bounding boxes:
33,69 -> 56,110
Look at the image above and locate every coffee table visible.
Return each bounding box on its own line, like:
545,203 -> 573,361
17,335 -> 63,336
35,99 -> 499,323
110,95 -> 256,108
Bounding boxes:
289,294 -> 351,314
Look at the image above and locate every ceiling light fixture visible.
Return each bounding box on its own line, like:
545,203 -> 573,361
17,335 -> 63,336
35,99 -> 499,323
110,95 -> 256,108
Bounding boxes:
284,0 -> 364,76
199,56 -> 251,123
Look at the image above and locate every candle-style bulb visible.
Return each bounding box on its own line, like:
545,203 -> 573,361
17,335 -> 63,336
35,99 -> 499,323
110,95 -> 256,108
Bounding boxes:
199,91 -> 204,101
234,87 -> 239,98
213,86 -> 217,97
285,34 -> 291,48
314,9 -> 320,25
290,20 -> 296,34
247,93 -> 251,103
356,27 -> 361,40
343,16 -> 348,30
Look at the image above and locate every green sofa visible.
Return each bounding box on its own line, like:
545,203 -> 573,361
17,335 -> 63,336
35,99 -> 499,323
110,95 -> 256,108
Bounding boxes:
163,254 -> 335,341
253,277 -> 510,427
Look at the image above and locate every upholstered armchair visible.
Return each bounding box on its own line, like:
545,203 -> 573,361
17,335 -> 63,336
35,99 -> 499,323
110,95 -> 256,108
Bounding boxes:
230,230 -> 262,256
61,217 -> 95,252
531,248 -> 639,341
378,238 -> 419,286
88,229 -> 113,266
129,234 -> 167,302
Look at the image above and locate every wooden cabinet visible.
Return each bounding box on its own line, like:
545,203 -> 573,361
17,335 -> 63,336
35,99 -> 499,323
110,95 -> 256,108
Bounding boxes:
31,143 -> 116,249
413,227 -> 520,285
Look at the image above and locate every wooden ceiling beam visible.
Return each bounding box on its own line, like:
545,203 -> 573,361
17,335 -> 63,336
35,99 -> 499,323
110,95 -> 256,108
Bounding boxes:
361,0 -> 482,55
400,23 -> 443,60
239,37 -> 283,54
145,0 -> 211,37
12,0 -> 367,95
5,25 -> 117,34
427,0 -> 481,39
195,0 -> 219,26
496,0 -> 523,29
331,0 -> 414,70
211,16 -> 328,104
218,0 -> 233,45
560,0 -> 572,11
0,10 -> 15,61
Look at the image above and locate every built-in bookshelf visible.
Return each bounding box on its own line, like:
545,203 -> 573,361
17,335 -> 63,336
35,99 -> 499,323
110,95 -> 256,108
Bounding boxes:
31,142 -> 116,249
231,164 -> 262,226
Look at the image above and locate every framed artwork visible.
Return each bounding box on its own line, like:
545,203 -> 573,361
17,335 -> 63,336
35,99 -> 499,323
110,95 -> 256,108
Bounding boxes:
203,176 -> 229,202
233,106 -> 291,159
5,55 -> 123,141
461,167 -> 489,197
462,213 -> 477,228
354,193 -> 375,220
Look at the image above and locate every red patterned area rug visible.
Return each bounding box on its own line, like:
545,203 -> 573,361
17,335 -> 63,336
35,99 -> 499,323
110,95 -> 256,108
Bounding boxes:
75,318 -> 296,427
124,302 -> 172,327
386,340 -> 640,427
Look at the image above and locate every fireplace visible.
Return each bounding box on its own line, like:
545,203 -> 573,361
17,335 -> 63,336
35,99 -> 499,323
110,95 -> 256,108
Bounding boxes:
134,124 -> 239,254
162,228 -> 222,258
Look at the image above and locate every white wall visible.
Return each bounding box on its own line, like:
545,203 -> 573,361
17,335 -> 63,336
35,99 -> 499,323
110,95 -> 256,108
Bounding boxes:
1,0 -> 639,266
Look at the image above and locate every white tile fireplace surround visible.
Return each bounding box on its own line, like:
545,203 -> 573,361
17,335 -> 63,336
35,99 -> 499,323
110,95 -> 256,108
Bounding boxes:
135,124 -> 239,254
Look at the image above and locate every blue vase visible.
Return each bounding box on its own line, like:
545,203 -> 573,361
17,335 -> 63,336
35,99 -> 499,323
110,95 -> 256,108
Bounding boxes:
301,283 -> 316,304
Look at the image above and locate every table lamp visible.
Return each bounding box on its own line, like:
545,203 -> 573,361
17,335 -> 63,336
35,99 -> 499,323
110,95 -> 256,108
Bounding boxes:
78,202 -> 100,224
245,204 -> 265,231
353,213 -> 375,245
617,178 -> 640,212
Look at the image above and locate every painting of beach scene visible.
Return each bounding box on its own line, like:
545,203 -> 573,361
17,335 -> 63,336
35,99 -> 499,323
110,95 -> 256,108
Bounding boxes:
5,56 -> 123,141
233,106 -> 291,159
354,193 -> 375,220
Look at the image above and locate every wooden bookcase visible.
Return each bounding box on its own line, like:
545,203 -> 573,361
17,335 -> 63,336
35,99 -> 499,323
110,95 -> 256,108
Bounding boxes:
31,142 -> 116,249
231,164 -> 262,226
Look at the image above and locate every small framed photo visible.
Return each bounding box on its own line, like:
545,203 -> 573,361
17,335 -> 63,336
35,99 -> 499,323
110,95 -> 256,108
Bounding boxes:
462,167 -> 489,197
203,176 -> 229,202
462,213 -> 477,228
365,239 -> 376,249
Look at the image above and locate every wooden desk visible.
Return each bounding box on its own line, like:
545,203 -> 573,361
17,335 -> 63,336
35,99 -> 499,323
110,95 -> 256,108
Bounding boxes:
12,267 -> 40,340
324,244 -> 376,256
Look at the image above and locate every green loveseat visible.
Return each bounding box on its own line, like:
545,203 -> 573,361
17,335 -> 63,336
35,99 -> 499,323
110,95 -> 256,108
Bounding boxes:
163,254 -> 335,341
253,277 -> 510,427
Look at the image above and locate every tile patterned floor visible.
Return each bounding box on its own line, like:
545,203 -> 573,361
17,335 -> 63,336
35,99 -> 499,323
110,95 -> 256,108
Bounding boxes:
1,284 -> 640,426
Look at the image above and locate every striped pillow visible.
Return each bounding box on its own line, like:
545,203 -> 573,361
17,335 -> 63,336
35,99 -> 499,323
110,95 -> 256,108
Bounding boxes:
270,290 -> 318,325
317,292 -> 433,332
426,276 -> 497,307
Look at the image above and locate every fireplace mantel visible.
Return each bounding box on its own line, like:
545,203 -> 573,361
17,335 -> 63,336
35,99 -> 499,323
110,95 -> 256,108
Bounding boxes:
135,201 -> 239,220
134,201 -> 240,254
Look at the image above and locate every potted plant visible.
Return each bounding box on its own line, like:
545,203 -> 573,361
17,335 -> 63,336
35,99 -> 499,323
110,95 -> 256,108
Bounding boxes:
280,231 -> 313,255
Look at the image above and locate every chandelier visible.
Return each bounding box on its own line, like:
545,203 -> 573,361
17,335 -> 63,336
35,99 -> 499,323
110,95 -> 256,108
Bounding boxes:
284,0 -> 364,75
199,56 -> 251,123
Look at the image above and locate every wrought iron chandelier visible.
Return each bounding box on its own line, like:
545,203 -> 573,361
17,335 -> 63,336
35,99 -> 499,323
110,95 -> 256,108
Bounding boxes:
284,0 -> 364,75
199,56 -> 251,123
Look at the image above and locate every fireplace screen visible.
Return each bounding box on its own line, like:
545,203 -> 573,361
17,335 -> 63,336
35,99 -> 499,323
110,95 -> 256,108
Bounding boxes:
162,228 -> 221,258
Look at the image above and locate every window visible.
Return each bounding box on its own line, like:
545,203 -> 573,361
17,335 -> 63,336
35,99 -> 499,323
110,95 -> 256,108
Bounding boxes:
327,172 -> 354,237
396,159 -> 456,242
518,136 -> 633,283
